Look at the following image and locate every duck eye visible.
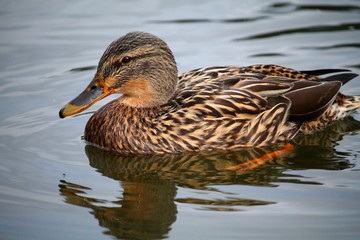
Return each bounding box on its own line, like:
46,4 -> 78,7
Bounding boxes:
121,56 -> 132,64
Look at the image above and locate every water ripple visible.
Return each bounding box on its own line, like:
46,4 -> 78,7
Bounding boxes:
148,16 -> 267,24
249,52 -> 287,58
265,2 -> 360,13
0,106 -> 56,138
300,43 -> 360,50
235,22 -> 360,40
69,65 -> 97,72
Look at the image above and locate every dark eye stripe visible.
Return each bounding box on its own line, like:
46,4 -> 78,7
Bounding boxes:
110,52 -> 160,69
112,60 -> 123,69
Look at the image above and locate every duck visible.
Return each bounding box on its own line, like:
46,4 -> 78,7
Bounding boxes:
59,31 -> 360,154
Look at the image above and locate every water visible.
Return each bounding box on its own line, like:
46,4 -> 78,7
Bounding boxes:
1,0 -> 360,239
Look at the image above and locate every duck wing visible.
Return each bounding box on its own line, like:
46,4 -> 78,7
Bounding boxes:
177,65 -> 358,122
176,72 -> 292,120
158,65 -> 358,148
163,76 -> 298,148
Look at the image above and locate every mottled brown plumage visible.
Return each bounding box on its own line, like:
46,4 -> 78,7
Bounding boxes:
59,32 -> 360,154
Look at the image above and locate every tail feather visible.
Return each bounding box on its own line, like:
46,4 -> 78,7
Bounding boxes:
301,68 -> 351,76
322,73 -> 359,85
301,68 -> 358,85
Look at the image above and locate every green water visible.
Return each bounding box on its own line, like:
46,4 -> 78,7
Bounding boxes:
1,0 -> 360,239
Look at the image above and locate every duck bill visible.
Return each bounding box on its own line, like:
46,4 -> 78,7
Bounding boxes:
59,78 -> 114,118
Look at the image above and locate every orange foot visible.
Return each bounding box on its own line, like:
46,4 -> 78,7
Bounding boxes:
226,143 -> 295,171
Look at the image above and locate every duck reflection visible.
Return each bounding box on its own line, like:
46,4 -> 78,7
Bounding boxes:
59,117 -> 360,240
290,116 -> 360,170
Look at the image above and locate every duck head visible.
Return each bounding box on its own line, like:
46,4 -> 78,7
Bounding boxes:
59,32 -> 178,118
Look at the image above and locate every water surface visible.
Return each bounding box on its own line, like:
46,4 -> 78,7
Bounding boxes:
1,0 -> 360,239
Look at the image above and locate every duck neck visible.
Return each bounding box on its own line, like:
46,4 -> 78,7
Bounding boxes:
117,60 -> 178,108
84,100 -> 165,153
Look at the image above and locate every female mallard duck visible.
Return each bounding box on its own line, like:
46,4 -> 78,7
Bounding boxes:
59,31 -> 360,154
